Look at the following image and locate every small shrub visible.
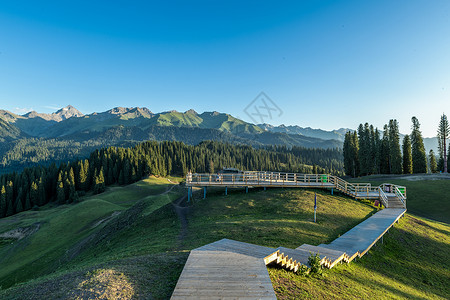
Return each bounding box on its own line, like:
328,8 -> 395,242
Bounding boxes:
296,264 -> 310,276
308,252 -> 323,276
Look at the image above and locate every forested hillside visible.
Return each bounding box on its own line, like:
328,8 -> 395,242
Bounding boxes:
0,140 -> 343,219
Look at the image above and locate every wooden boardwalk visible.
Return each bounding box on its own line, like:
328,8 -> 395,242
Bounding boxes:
319,208 -> 407,258
171,240 -> 277,299
171,208 -> 407,299
186,171 -> 407,208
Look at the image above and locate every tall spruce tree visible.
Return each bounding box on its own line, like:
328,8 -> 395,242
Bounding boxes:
0,185 -> 6,218
402,135 -> 413,174
15,188 -> 23,213
437,113 -> 449,172
374,128 -> 381,174
429,150 -> 437,173
380,125 -> 391,174
343,131 -> 353,176
30,181 -> 39,206
56,172 -> 65,204
358,123 -> 372,176
410,117 -> 427,173
388,119 -> 403,174
351,132 -> 360,177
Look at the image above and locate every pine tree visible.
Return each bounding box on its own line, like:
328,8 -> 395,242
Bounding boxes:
38,177 -> 46,206
68,167 -> 76,189
358,123 -> 371,176
30,181 -> 39,206
410,117 -> 427,173
374,128 -> 381,174
380,125 -> 391,174
208,160 -> 214,174
24,193 -> 32,210
429,150 -> 437,173
351,132 -> 360,177
56,172 -> 65,204
94,168 -> 106,194
0,185 -> 6,218
6,198 -> 14,216
437,113 -> 449,172
402,135 -> 413,174
15,190 -> 23,214
6,181 -> 14,207
388,119 -> 403,174
343,131 -> 353,176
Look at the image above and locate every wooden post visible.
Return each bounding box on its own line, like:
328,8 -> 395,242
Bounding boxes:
203,187 -> 207,199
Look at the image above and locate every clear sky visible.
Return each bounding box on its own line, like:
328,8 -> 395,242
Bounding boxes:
0,0 -> 449,137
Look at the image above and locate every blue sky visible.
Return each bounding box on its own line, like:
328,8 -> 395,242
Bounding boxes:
0,0 -> 449,137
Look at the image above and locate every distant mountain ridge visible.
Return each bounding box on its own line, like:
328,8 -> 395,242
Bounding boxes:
259,123 -> 352,142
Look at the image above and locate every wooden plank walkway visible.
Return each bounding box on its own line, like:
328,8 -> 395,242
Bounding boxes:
171,209 -> 406,298
319,208 -> 406,258
171,240 -> 277,299
172,179 -> 407,299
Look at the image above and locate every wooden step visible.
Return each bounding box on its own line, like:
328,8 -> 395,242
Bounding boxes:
275,247 -> 327,269
195,238 -> 278,264
296,244 -> 347,268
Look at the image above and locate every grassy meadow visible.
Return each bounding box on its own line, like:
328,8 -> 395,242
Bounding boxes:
0,175 -> 448,299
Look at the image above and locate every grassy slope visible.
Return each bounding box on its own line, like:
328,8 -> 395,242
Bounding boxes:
270,214 -> 450,299
0,176 -> 180,291
184,188 -> 377,250
348,175 -> 450,223
0,179 -> 449,299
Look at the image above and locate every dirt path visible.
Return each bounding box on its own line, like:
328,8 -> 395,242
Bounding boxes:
172,194 -> 189,250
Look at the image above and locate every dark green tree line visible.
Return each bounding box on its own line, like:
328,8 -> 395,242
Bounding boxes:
0,140 -> 344,219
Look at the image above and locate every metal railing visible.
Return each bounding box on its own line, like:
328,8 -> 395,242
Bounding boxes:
378,187 -> 389,208
186,171 -> 406,207
394,186 -> 407,208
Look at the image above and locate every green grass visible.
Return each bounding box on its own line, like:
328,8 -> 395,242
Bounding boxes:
184,187 -> 377,250
0,176 -> 180,290
269,214 -> 450,299
0,178 -> 449,299
348,175 -> 450,223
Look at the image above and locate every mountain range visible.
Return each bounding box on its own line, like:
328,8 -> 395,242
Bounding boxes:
0,105 -> 439,173
0,106 -> 344,146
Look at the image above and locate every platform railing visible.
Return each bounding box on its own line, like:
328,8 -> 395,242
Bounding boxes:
394,186 -> 407,208
185,171 -> 406,205
378,187 -> 389,207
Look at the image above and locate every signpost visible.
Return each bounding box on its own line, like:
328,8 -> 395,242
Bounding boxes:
314,192 -> 317,223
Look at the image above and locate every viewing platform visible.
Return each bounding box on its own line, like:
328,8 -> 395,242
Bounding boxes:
186,171 -> 407,208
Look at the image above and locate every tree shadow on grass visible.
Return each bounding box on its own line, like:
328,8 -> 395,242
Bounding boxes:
353,221 -> 450,299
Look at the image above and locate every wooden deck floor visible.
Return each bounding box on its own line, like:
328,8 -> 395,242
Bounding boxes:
171,209 -> 407,299
319,208 -> 407,258
171,240 -> 277,299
